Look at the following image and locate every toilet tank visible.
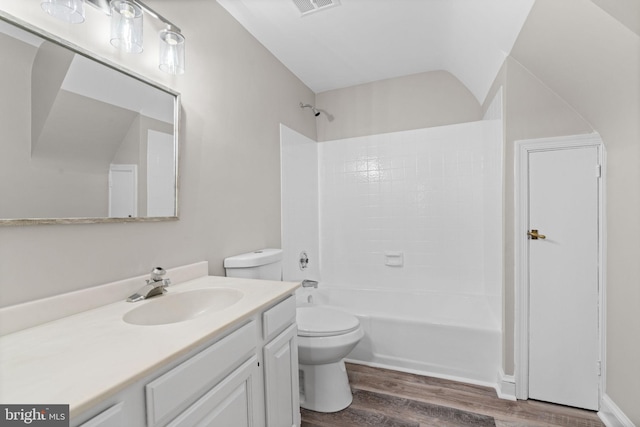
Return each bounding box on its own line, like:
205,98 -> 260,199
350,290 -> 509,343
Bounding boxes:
223,248 -> 283,280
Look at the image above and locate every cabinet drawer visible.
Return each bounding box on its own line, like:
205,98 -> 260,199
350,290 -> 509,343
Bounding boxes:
166,356 -> 259,427
262,295 -> 296,341
146,321 -> 257,427
78,403 -> 124,427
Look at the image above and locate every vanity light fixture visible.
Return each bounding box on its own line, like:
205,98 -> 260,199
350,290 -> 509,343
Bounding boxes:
110,0 -> 143,53
41,0 -> 186,75
41,0 -> 86,24
159,27 -> 185,75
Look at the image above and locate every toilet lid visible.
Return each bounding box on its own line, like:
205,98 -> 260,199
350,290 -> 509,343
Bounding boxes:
296,306 -> 360,337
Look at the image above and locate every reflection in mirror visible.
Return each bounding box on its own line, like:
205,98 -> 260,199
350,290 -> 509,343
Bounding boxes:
0,18 -> 179,224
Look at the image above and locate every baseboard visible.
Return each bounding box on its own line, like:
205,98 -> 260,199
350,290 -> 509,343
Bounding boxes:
496,369 -> 516,401
598,394 -> 635,427
346,359 -> 521,404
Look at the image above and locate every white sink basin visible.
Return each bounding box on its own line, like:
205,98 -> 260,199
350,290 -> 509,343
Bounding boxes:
123,288 -> 244,326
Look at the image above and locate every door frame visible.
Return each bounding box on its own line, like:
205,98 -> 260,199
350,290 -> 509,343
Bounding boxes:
514,133 -> 606,404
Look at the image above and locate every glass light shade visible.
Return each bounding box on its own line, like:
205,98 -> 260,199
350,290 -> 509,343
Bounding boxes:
110,0 -> 143,54
41,0 -> 85,24
159,29 -> 185,75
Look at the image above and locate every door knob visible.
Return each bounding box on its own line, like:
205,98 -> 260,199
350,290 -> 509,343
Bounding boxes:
527,229 -> 546,240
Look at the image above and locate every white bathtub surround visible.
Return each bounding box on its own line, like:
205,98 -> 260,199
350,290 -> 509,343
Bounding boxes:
280,124 -> 320,283
281,119 -> 504,389
0,261 -> 209,336
319,121 -> 502,301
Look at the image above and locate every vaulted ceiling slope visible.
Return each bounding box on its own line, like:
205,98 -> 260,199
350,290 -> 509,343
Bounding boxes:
216,0 -> 535,104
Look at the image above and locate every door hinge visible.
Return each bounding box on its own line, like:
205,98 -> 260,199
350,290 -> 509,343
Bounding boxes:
595,164 -> 601,178
597,360 -> 602,376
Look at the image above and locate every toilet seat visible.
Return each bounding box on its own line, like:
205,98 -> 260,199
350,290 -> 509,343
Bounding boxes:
297,306 -> 360,337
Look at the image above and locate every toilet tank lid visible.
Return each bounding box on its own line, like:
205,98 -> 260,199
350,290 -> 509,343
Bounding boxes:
223,248 -> 283,268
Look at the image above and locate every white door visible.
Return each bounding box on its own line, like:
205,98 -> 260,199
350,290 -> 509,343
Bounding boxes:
527,145 -> 600,410
108,164 -> 137,218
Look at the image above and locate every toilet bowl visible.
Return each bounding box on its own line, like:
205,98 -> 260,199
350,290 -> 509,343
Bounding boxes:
297,306 -> 364,413
223,249 -> 363,413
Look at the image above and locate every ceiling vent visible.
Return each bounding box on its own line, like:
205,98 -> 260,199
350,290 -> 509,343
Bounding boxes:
292,0 -> 341,16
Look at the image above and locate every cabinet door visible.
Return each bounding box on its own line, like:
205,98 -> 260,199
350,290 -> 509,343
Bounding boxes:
263,324 -> 300,427
167,356 -> 261,427
78,403 -> 124,427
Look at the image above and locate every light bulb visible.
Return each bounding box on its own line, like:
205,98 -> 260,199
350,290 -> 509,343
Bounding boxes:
41,0 -> 85,24
159,29 -> 185,75
110,0 -> 143,54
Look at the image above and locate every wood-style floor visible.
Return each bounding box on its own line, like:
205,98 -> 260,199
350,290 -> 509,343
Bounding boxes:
301,363 -> 605,427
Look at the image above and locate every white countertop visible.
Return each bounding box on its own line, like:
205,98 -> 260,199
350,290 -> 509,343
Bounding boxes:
0,275 -> 299,417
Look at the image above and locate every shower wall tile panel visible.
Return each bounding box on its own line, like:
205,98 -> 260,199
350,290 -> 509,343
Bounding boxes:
280,125 -> 320,282
319,121 -> 502,295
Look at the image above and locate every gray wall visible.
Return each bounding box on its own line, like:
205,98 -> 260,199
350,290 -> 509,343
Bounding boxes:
484,55 -> 595,383
0,0 -> 316,306
316,70 -> 482,141
112,116 -> 175,217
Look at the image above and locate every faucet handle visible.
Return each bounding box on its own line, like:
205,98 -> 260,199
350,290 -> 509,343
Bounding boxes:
150,267 -> 166,281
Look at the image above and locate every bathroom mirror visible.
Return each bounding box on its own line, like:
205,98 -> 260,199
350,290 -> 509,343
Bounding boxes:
0,17 -> 180,225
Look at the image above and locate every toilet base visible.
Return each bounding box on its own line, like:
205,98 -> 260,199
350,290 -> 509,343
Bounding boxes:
299,360 -> 353,413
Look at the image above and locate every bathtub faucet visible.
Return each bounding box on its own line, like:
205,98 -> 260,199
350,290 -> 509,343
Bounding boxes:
302,280 -> 318,288
126,267 -> 171,302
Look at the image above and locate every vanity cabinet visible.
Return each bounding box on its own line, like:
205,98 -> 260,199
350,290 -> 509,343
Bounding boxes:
264,324 -> 299,427
262,296 -> 299,427
72,295 -> 299,427
146,321 -> 259,426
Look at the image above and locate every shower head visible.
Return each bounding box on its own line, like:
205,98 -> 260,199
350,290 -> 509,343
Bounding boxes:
300,102 -> 321,117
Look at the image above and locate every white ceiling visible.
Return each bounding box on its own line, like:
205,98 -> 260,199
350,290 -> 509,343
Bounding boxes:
216,0 -> 535,103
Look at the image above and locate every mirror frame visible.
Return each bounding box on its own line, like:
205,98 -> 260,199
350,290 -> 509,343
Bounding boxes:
0,12 -> 181,226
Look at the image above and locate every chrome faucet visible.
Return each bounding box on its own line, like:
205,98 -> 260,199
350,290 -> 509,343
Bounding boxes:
127,267 -> 171,302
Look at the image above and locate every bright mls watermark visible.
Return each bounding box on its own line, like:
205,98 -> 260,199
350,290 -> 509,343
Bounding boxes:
1,405 -> 69,426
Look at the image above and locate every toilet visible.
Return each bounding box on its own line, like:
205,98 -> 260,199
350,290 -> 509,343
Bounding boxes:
296,306 -> 364,412
224,248 -> 364,413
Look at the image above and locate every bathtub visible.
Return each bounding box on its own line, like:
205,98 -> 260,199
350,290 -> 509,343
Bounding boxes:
296,287 -> 501,387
